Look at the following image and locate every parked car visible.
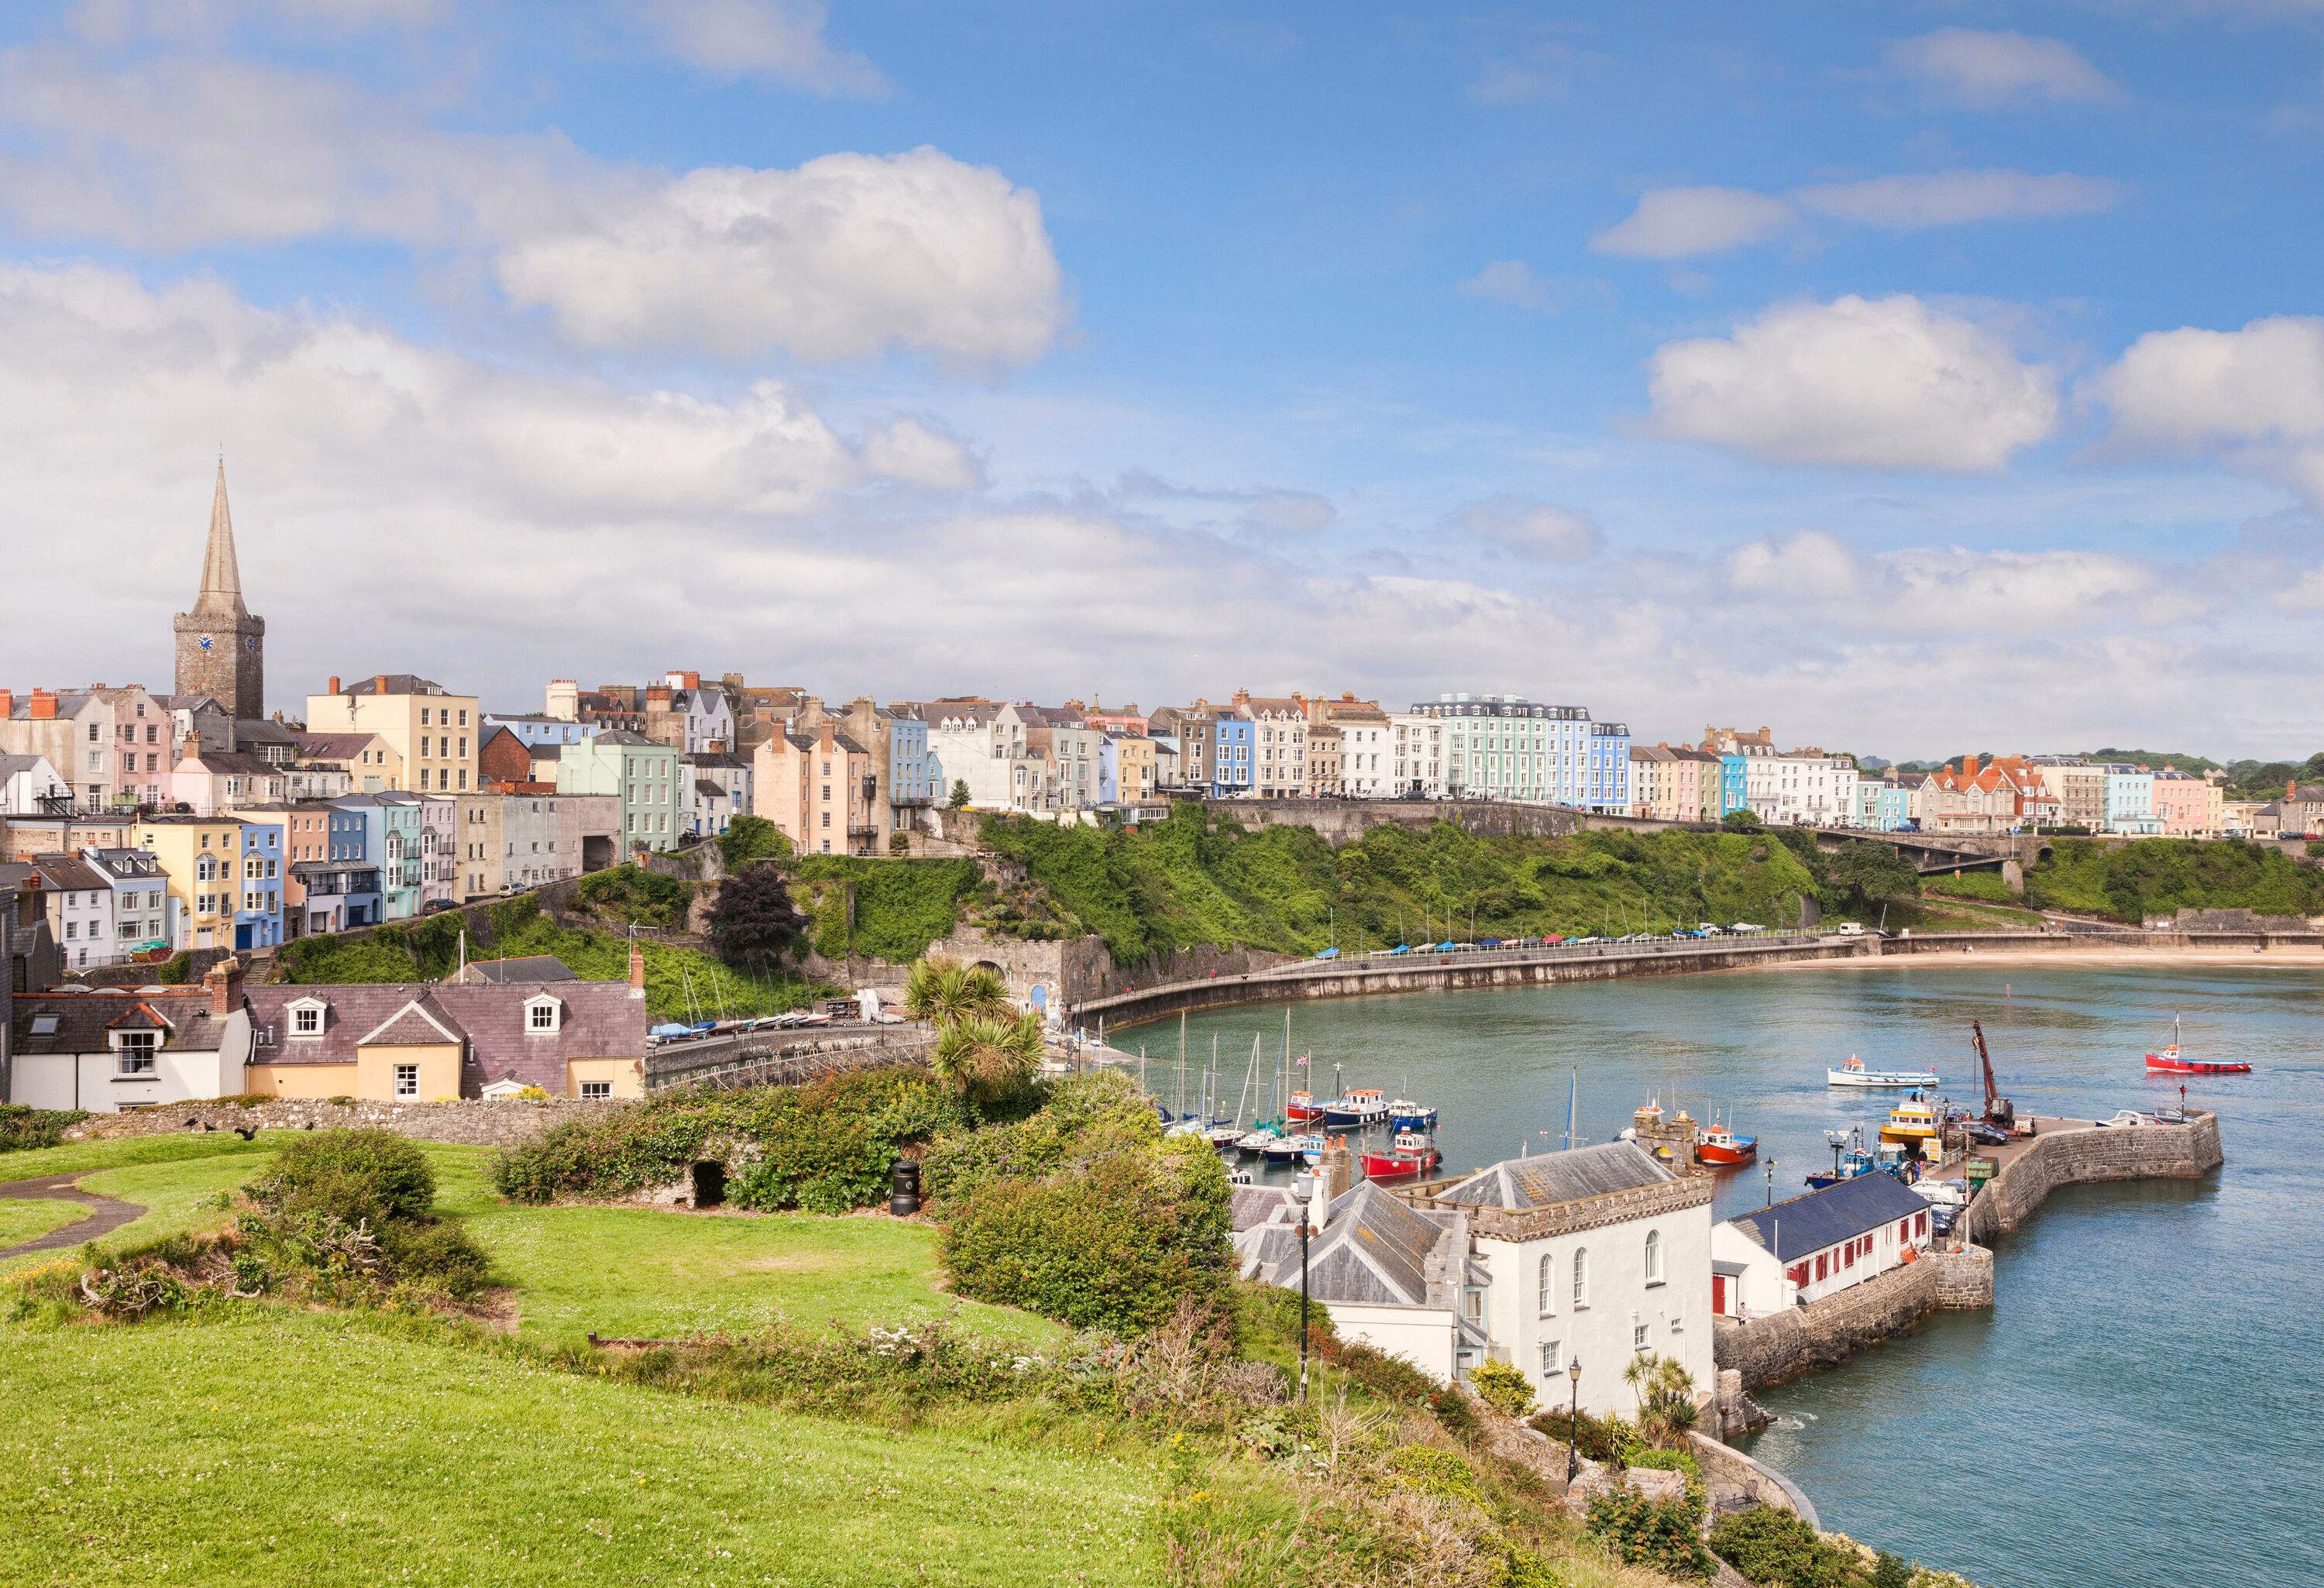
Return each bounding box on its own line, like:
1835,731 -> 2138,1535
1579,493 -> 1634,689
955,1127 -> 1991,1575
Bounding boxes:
1961,1120 -> 2010,1146
421,899 -> 458,915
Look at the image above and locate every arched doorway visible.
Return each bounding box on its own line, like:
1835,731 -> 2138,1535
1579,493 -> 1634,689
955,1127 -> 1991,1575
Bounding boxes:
1028,983 -> 1048,1015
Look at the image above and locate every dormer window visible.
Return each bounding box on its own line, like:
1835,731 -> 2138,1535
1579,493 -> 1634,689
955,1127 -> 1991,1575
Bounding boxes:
525,995 -> 562,1034
288,998 -> 327,1037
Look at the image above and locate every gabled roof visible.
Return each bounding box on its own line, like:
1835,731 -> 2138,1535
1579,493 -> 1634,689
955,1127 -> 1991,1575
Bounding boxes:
9,988 -> 233,1055
297,732 -> 383,759
1436,1140 -> 1674,1210
357,998 -> 464,1047
1236,1182 -> 1466,1309
24,854 -> 107,892
242,981 -> 646,1095
1724,1170 -> 1930,1263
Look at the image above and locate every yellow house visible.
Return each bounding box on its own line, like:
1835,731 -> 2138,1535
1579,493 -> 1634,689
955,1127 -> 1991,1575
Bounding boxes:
239,953 -> 649,1101
132,813 -> 246,950
1112,734 -> 1157,803
304,674 -> 481,796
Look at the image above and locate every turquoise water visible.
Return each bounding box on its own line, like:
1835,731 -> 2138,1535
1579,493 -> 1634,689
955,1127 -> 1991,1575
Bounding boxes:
1135,963 -> 2323,1588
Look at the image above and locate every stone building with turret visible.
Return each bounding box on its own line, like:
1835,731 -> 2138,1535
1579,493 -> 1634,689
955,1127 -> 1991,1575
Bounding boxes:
173,462 -> 266,722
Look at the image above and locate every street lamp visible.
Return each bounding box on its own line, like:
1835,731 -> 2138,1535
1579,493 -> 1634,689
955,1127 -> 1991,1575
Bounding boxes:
1296,1169 -> 1318,1402
1564,1356 -> 1583,1484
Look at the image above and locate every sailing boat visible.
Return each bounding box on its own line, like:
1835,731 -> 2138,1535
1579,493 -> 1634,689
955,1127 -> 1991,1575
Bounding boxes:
2144,1012 -> 2251,1075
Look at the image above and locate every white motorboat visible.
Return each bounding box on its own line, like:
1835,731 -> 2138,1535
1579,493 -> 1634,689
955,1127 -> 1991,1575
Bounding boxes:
1910,1179 -> 1966,1208
1827,1054 -> 1941,1088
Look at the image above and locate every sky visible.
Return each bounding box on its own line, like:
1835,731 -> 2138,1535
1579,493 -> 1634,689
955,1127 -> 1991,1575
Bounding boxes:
2,1 -> 2323,760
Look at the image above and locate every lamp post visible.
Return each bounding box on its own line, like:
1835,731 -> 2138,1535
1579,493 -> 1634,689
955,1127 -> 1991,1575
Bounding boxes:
1564,1356 -> 1583,1486
1296,1170 -> 1316,1402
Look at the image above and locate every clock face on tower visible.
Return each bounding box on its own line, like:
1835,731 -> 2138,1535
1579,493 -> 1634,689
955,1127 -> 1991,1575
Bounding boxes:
198,634 -> 213,651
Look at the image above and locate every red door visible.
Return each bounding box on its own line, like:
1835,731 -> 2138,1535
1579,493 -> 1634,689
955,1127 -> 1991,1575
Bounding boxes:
1712,1273 -> 1727,1315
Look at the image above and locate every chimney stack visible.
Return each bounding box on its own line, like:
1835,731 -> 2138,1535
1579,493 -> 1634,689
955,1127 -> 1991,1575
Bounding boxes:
0,689 -> 12,720
628,943 -> 647,999
327,675 -> 340,696
205,955 -> 243,1016
373,675 -> 389,696
29,689 -> 57,720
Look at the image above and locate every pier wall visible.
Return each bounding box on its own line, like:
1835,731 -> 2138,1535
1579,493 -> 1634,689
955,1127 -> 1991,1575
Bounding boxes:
1959,1112 -> 2223,1244
1714,1245 -> 1992,1392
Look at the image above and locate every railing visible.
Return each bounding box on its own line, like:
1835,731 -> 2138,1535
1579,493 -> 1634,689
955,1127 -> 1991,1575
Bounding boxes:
1248,930 -> 1823,983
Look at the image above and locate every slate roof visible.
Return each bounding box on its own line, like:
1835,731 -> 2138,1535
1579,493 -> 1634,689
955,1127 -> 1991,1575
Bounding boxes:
453,955 -> 579,986
181,751 -> 280,777
1724,1170 -> 1930,1263
6,692 -> 94,720
694,779 -> 727,799
0,751 -> 57,782
296,733 -> 380,760
24,854 -> 107,892
592,730 -> 667,748
1235,1182 -> 1483,1317
1435,1140 -> 1674,1211
686,751 -> 749,771
242,981 -> 646,1095
340,675 -> 449,696
10,988 -> 237,1055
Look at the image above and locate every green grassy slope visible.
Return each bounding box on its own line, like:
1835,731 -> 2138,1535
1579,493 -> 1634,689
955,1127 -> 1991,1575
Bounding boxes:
0,1309 -> 1158,1588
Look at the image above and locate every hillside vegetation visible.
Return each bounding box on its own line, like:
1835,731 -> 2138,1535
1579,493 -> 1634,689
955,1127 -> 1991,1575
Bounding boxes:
2023,837 -> 2324,922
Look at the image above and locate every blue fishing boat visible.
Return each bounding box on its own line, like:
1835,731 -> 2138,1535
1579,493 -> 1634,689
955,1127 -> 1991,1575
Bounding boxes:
1388,1098 -> 1438,1131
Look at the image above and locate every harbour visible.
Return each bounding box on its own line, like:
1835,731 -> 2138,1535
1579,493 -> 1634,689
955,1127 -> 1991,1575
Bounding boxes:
1123,961 -> 2319,1588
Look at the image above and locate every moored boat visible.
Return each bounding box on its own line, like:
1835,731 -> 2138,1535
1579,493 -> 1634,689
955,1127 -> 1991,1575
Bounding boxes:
1263,1132 -> 1324,1163
1828,1054 -> 1941,1088
1694,1119 -> 1757,1167
1321,1088 -> 1391,1128
2144,1012 -> 2251,1075
1285,1089 -> 1322,1123
1361,1129 -> 1441,1181
1807,1126 -> 1877,1188
1387,1098 -> 1438,1131
1878,1095 -> 1944,1160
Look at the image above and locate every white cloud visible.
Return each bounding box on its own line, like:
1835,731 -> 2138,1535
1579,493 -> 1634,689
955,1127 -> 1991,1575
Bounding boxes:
1886,28 -> 2123,108
2274,567 -> 2324,612
1724,531 -> 2170,631
1590,187 -> 1793,260
1794,170 -> 2121,230
1457,260 -> 1612,315
1450,496 -> 1604,562
1115,471 -> 1336,536
861,418 -> 985,492
0,51 -> 1065,366
1727,529 -> 1862,599
633,0 -> 889,98
495,151 -> 1066,364
69,0 -> 445,41
1593,170 -> 2119,260
1647,294 -> 2059,472
2092,316 -> 2324,511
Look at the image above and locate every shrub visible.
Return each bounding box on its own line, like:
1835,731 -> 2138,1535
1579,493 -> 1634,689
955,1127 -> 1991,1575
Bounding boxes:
249,1129 -> 437,1225
1468,1358 -> 1537,1418
1384,1447 -> 1487,1509
1710,1506 -> 1868,1588
920,1069 -> 1157,1205
1530,1407 -> 1636,1464
380,1220 -> 493,1301
940,1133 -> 1231,1333
573,864 -> 693,928
1586,1486 -> 1713,1582
717,814 -> 791,871
0,1105 -> 88,1153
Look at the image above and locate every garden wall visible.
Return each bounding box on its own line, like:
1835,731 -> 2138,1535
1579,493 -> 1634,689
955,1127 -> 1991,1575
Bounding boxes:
63,1095 -> 621,1148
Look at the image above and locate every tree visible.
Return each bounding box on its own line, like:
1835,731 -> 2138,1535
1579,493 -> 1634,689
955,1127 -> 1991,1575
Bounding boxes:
1624,1353 -> 1700,1448
948,779 -> 971,809
717,814 -> 789,871
1827,840 -> 1920,909
1721,809 -> 1762,833
704,863 -> 806,968
929,1012 -> 1046,1098
904,954 -> 1012,1026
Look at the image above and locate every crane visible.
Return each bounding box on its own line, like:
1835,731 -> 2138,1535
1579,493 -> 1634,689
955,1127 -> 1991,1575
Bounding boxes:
1971,1019 -> 2015,1133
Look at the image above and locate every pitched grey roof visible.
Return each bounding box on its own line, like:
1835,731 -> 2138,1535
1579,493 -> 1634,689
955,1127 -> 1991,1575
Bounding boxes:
591,730 -> 666,748
453,955 -> 579,986
242,981 -> 646,1095
1724,1170 -> 1930,1263
1236,1181 -> 1462,1308
296,733 -> 380,759
694,779 -> 727,799
340,675 -> 448,696
11,989 -> 237,1055
0,751 -> 55,782
1436,1140 -> 1674,1211
24,854 -> 106,892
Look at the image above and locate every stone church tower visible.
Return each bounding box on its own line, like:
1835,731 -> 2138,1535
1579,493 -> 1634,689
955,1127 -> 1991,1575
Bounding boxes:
172,461 -> 266,720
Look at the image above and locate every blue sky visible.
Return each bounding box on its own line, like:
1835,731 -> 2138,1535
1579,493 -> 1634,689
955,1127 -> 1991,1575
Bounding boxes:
4,0 -> 2323,758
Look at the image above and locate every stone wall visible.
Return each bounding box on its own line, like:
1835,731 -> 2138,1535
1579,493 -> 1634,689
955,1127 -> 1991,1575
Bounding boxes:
1959,1113 -> 2222,1244
1688,1431 -> 1820,1529
61,1094 -> 621,1147
1713,1245 -> 1992,1392
642,1026 -> 934,1090
2172,906 -> 2317,932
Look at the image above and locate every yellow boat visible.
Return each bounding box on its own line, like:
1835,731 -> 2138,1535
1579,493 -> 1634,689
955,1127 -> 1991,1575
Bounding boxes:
1877,1098 -> 1943,1160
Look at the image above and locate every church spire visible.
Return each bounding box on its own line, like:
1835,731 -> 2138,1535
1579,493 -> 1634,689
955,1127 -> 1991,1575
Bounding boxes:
194,457 -> 248,617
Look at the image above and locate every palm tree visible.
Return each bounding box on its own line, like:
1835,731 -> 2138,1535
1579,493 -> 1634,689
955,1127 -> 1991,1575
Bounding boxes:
930,1012 -> 1046,1096
1624,1353 -> 1700,1448
902,954 -> 1012,1027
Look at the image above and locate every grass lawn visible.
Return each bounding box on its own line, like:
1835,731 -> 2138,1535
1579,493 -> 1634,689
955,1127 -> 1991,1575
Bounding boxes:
0,1308 -> 1161,1588
0,1198 -> 88,1249
4,1136 -> 1060,1350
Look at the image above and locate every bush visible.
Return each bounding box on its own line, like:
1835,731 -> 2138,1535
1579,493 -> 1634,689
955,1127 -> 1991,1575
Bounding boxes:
940,1133 -> 1231,1333
717,814 -> 790,871
1384,1446 -> 1487,1508
573,864 -> 694,928
249,1129 -> 437,1225
1586,1486 -> 1713,1582
1468,1358 -> 1537,1418
0,1105 -> 88,1153
920,1069 -> 1156,1205
1530,1406 -> 1637,1464
705,862 -> 807,968
380,1220 -> 493,1301
1710,1507 -> 1870,1588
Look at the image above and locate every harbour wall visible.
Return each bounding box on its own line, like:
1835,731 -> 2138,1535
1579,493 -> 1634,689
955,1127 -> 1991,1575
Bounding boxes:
1714,1245 -> 1995,1393
1958,1111 -> 2223,1245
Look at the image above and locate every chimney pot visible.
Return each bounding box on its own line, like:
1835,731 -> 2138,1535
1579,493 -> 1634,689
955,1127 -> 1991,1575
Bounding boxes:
0,689 -> 12,719
327,675 -> 340,696
373,675 -> 388,696
29,689 -> 57,720
628,943 -> 646,999
205,954 -> 243,1016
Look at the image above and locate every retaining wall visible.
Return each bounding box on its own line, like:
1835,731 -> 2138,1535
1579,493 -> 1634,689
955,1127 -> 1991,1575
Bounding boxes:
642,1027 -> 934,1090
61,1095 -> 621,1148
1687,1431 -> 1820,1530
1714,1245 -> 1993,1392
1959,1112 -> 2222,1244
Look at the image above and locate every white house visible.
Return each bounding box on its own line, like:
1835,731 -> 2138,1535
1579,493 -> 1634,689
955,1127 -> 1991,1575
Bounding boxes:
6,964 -> 253,1112
1388,713 -> 1446,799
1236,1141 -> 1716,1418
1742,751 -> 1861,828
1710,1170 -> 1934,1318
0,751 -> 69,815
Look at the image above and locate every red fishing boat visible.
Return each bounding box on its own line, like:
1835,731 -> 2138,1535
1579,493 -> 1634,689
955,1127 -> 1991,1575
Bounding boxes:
1285,1088 -> 1323,1122
2145,1013 -> 2251,1075
1360,1130 -> 1440,1181
1693,1112 -> 1758,1167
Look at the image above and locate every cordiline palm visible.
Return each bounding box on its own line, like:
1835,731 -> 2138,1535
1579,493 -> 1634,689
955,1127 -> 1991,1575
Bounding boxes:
1624,1353 -> 1700,1447
903,954 -> 1011,1026
930,1012 -> 1047,1096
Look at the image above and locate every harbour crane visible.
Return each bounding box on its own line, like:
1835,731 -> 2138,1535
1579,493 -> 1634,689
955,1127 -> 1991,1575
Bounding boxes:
1971,1020 -> 2016,1133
